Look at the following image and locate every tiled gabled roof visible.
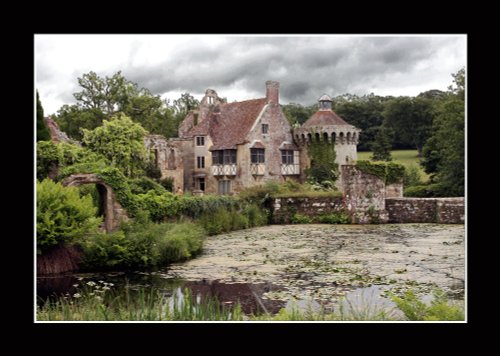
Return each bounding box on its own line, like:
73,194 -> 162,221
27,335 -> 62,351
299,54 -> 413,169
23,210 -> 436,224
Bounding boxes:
302,110 -> 350,127
187,98 -> 267,151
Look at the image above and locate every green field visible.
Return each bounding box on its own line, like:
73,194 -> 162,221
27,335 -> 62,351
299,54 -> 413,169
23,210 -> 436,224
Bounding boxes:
357,150 -> 429,182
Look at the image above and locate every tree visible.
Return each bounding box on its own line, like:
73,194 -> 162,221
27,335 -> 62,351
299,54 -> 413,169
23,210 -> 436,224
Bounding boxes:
37,179 -> 101,254
82,113 -> 148,177
421,68 -> 465,196
371,126 -> 393,161
173,92 -> 199,114
55,105 -> 106,140
282,102 -> 317,126
383,96 -> 434,156
55,71 -> 185,140
37,90 -> 50,141
334,94 -> 387,151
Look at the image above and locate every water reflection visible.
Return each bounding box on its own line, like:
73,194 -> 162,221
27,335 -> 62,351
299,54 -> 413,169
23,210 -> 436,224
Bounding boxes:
340,285 -> 401,319
37,272 -> 285,315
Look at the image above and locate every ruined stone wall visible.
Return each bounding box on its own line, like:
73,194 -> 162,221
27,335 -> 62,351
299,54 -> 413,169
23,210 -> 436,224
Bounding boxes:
385,198 -> 464,224
340,165 -> 388,223
385,182 -> 404,198
62,174 -> 128,232
144,135 -> 185,191
271,196 -> 345,224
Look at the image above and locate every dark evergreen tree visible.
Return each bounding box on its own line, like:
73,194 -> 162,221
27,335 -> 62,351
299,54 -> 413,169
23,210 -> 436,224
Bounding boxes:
371,127 -> 392,161
37,90 -> 50,141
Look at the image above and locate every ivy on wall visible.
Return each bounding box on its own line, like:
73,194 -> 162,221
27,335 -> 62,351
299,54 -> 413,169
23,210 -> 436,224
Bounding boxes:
356,160 -> 405,184
305,140 -> 339,185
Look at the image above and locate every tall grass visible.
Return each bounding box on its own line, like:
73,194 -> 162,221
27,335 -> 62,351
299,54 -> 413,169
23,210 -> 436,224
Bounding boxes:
37,282 -> 243,321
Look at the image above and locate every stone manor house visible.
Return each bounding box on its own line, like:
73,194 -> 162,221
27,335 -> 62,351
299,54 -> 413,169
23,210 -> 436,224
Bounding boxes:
146,80 -> 361,195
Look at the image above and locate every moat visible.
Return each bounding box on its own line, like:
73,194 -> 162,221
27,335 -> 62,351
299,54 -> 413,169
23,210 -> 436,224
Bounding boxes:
37,224 -> 465,315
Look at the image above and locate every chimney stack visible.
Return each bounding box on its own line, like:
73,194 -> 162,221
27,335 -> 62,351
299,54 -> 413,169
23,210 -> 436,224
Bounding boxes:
265,80 -> 280,104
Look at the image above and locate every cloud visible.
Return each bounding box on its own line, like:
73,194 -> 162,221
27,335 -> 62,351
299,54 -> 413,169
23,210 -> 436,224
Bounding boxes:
35,35 -> 466,113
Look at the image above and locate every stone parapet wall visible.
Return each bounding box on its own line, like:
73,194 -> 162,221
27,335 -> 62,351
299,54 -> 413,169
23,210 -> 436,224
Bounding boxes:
385,197 -> 464,224
340,165 -> 388,223
272,196 -> 345,224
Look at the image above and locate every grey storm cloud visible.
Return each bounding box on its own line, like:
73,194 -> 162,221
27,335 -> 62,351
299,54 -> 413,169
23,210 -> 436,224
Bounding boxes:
36,35 -> 465,113
121,36 -> 459,105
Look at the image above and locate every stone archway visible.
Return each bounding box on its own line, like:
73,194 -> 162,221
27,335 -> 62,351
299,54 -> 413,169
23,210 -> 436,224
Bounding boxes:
62,174 -> 128,232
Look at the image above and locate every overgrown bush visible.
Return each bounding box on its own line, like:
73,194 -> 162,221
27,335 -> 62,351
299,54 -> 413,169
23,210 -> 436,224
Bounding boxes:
157,223 -> 205,262
80,220 -> 205,270
291,214 -> 312,224
37,141 -> 107,181
403,164 -> 423,187
37,179 -> 102,254
128,177 -> 167,195
317,212 -> 351,224
199,208 -> 233,235
404,183 -> 445,197
392,290 -> 464,321
159,177 -> 175,192
356,160 -> 405,184
244,204 -> 269,227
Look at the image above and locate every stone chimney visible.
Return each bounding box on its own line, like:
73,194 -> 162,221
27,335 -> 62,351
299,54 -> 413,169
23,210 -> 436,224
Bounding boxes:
266,80 -> 280,104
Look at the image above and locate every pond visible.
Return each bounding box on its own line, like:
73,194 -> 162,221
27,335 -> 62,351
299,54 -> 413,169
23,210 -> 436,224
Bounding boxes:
37,224 -> 465,316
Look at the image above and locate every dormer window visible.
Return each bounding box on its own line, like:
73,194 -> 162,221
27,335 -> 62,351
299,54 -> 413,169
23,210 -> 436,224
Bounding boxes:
196,136 -> 205,146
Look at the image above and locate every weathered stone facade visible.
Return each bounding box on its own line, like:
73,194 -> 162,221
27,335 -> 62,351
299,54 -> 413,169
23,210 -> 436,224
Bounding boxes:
341,165 -> 391,223
385,198 -> 465,224
144,135 -> 186,191
177,81 -> 300,195
271,196 -> 345,224
62,174 -> 128,232
44,116 -> 80,145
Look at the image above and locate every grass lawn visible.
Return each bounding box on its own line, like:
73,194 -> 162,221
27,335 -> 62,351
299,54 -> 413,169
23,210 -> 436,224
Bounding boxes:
357,150 -> 429,182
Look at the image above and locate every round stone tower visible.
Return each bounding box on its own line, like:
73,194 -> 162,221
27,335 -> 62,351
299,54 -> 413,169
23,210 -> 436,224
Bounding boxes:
293,94 -> 361,181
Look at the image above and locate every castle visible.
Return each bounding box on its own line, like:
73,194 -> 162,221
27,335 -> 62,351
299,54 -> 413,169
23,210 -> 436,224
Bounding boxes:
146,81 -> 361,194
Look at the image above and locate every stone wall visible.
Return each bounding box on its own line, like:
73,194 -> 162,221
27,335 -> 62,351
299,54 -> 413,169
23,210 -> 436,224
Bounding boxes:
144,135 -> 186,191
272,196 -> 345,224
340,165 -> 388,223
62,174 -> 128,232
385,198 -> 464,224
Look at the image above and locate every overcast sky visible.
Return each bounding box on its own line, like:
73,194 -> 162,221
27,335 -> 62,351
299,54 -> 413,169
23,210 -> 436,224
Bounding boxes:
35,34 -> 466,115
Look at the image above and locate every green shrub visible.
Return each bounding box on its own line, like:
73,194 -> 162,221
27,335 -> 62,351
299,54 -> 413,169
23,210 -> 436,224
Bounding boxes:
404,183 -> 444,197
159,177 -> 175,192
403,164 -> 423,187
135,191 -> 178,222
239,181 -> 280,205
128,177 -> 167,195
157,223 -> 205,262
37,141 -> 109,181
392,290 -> 464,321
79,230 -> 130,269
80,221 -> 205,270
317,212 -> 350,224
37,141 -> 60,180
37,179 -> 102,254
244,204 -> 269,227
231,210 -> 249,230
200,208 -> 232,235
145,160 -> 162,179
291,214 -> 312,224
